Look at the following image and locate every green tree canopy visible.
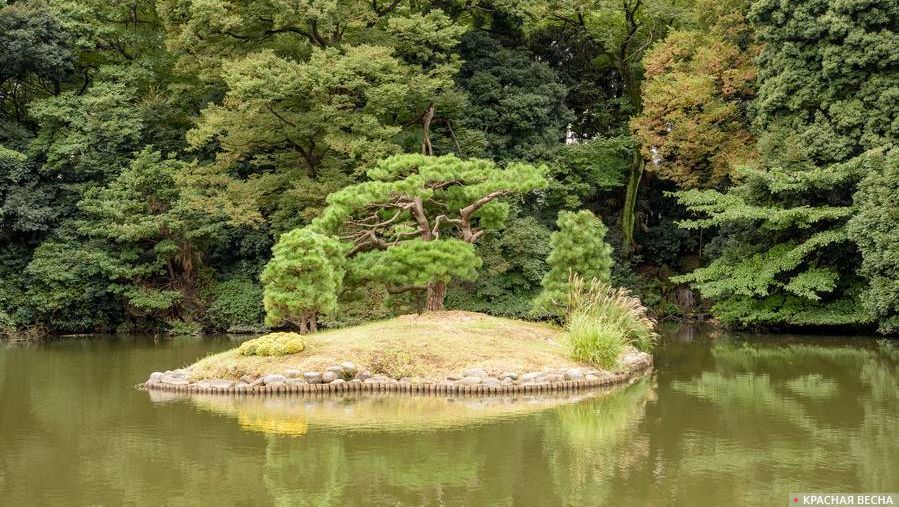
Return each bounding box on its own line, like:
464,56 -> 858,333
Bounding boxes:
0,1 -> 75,140
162,0 -> 468,232
456,30 -> 571,162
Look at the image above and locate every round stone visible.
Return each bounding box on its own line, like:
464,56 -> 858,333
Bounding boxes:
162,375 -> 190,386
322,371 -> 339,383
263,374 -> 287,385
544,373 -> 565,383
210,379 -> 235,389
564,368 -> 585,381
340,361 -> 357,375
304,372 -> 323,384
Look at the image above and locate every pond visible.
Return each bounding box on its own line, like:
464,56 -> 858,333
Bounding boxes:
0,326 -> 896,506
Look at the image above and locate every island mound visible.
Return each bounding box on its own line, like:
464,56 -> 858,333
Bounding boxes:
142,311 -> 652,396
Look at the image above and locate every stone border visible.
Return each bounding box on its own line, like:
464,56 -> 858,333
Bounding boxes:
140,357 -> 652,397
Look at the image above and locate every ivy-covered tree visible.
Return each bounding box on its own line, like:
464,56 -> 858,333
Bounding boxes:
847,148 -> 899,334
674,0 -> 899,328
261,228 -> 346,333
533,210 -> 614,315
313,153 -> 547,311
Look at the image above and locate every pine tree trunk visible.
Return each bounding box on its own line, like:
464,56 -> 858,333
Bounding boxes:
307,312 -> 318,333
425,281 -> 446,311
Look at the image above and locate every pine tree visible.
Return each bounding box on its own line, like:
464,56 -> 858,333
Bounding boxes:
313,153 -> 547,311
533,210 -> 614,315
261,228 -> 346,333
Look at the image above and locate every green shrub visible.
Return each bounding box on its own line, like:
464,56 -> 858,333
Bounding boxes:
206,277 -> 265,332
238,332 -> 306,357
262,228 -> 346,333
563,275 -> 658,369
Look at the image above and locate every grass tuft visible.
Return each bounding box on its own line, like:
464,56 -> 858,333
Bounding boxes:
562,274 -> 657,369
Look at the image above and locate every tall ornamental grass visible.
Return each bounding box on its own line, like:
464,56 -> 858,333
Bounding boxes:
563,274 -> 657,370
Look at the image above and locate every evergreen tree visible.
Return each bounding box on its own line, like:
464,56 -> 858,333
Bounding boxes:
847,148 -> 899,334
261,228 -> 346,333
161,0 -> 469,232
314,153 -> 547,311
0,1 -> 75,141
534,210 -> 614,315
674,0 -> 898,328
72,149 -> 243,327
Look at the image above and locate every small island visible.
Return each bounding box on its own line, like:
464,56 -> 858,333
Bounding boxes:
143,154 -> 657,397
143,311 -> 653,395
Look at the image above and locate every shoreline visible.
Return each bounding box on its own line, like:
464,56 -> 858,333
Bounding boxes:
140,353 -> 653,397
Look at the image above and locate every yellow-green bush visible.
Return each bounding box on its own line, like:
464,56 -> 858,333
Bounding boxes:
238,332 -> 306,357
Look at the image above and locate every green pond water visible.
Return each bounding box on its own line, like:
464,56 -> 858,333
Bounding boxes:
0,326 -> 897,506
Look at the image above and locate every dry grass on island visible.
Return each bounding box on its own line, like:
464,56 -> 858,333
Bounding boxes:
189,311 -> 588,381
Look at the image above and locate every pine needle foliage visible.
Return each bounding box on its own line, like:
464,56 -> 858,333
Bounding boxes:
533,210 -> 614,316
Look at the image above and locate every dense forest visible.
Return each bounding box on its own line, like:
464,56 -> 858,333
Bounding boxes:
1,0 -> 896,337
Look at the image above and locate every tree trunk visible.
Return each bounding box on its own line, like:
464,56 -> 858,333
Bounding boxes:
621,151 -> 644,258
421,103 -> 435,156
307,311 -> 318,333
426,281 -> 446,311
